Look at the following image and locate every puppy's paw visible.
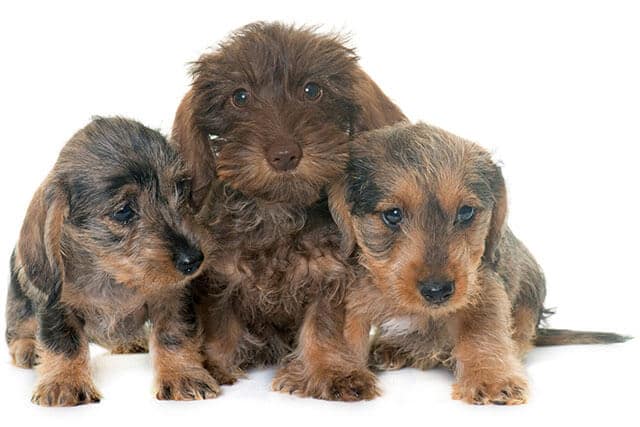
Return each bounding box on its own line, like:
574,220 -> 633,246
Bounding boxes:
111,341 -> 149,354
9,338 -> 38,369
324,369 -> 380,401
32,378 -> 101,406
272,360 -> 379,401
156,368 -> 220,400
204,360 -> 244,386
452,374 -> 528,405
369,344 -> 412,371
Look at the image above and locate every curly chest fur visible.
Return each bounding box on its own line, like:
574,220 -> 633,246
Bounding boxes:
207,194 -> 352,325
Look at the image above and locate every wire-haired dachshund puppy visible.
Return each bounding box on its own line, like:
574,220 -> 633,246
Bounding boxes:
171,21 -> 405,398
5,117 -> 219,406
328,122 -> 629,404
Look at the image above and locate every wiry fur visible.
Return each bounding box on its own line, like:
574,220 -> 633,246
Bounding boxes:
5,117 -> 219,406
171,22 -> 405,399
328,122 -> 629,405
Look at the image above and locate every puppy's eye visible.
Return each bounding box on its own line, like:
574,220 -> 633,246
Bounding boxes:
303,82 -> 322,101
231,88 -> 249,107
381,208 -> 403,228
456,205 -> 475,225
112,203 -> 137,225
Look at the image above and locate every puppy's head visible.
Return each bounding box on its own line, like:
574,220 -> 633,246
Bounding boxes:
173,21 -> 405,207
329,123 -> 507,316
37,117 -> 206,290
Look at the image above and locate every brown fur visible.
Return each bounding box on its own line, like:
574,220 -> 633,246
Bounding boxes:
328,122 -> 628,405
32,346 -> 101,406
5,117 -> 218,406
170,21 -> 405,398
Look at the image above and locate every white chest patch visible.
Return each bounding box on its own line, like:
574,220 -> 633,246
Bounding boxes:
379,316 -> 418,336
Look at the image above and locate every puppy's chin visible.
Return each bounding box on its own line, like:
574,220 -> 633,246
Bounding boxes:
219,171 -> 324,205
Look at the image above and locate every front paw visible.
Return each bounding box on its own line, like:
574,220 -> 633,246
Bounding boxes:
272,360 -> 380,401
156,368 -> 220,400
452,374 -> 528,405
203,360 -> 244,386
32,378 -> 101,406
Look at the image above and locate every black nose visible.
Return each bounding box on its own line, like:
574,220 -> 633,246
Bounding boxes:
174,247 -> 204,276
418,280 -> 455,304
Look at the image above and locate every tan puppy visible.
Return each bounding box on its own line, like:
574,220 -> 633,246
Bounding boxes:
328,122 -> 629,404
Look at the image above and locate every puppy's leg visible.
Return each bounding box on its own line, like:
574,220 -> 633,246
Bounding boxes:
31,297 -> 100,406
197,300 -> 246,385
272,299 -> 379,401
6,252 -> 38,368
192,277 -> 245,384
149,291 -> 219,400
451,275 -> 528,405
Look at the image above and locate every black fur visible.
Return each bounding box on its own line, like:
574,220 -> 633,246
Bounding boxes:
345,156 -> 382,216
37,282 -> 81,357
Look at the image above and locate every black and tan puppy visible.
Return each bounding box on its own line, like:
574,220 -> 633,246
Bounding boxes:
5,117 -> 219,406
171,22 -> 405,399
328,122 -> 629,405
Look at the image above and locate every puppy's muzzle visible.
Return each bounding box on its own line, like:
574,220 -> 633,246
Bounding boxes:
173,246 -> 204,276
418,280 -> 455,304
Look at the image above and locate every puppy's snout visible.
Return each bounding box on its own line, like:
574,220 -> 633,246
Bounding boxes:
418,280 -> 455,304
267,142 -> 301,171
174,246 -> 204,276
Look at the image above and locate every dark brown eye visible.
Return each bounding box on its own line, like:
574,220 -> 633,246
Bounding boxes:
381,208 -> 403,228
112,202 -> 137,225
456,205 -> 475,225
303,82 -> 322,101
231,88 -> 249,107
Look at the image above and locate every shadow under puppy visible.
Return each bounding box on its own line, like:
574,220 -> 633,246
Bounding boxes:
171,22 -> 405,398
329,122 -> 629,405
5,117 -> 219,406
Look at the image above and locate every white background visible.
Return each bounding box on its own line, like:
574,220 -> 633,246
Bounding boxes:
0,1 -> 638,426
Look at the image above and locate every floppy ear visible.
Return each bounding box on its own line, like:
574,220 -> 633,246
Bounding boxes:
328,181 -> 357,256
351,68 -> 406,133
17,182 -> 68,300
171,89 -> 216,210
483,165 -> 508,265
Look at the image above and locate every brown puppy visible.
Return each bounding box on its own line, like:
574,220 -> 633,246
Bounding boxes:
171,22 -> 405,399
5,117 -> 219,406
329,122 -> 629,405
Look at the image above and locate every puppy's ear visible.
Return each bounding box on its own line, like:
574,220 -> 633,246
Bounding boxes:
17,182 -> 68,299
328,181 -> 357,256
171,89 -> 216,210
484,165 -> 508,265
351,68 -> 406,133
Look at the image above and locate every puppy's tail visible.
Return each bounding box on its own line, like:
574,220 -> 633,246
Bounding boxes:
534,308 -> 631,346
534,328 -> 632,346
